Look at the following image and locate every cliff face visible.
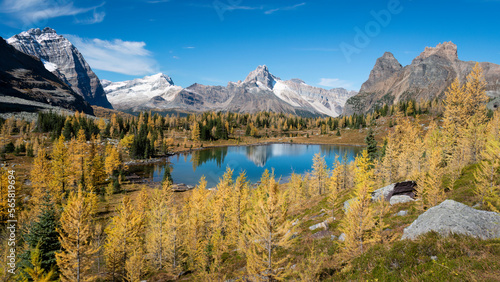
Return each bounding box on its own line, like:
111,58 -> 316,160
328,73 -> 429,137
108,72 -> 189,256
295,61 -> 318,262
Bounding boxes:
344,42 -> 500,115
0,37 -> 94,115
7,27 -> 112,109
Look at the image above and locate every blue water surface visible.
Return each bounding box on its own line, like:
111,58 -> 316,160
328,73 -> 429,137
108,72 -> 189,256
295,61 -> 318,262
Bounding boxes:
134,144 -> 363,188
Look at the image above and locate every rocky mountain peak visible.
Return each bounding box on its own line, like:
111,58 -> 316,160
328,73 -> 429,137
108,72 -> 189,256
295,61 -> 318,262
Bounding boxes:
414,41 -> 458,62
360,51 -> 402,92
7,27 -> 112,108
152,73 -> 174,86
243,65 -> 280,89
0,36 -> 94,115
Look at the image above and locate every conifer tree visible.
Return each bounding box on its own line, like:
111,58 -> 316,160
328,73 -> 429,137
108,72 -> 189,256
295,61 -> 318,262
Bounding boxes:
227,171 -> 250,248
474,130 -> 500,211
146,181 -> 181,273
56,188 -> 98,282
124,249 -> 145,282
312,153 -> 328,195
365,127 -> 378,162
30,148 -> 53,209
245,177 -> 293,281
182,177 -> 210,272
22,191 -> 61,276
104,197 -> 144,281
340,150 -> 375,255
295,243 -> 325,282
373,195 -> 389,244
191,121 -> 200,143
20,243 -> 56,282
328,160 -> 342,220
287,173 -> 304,206
104,144 -> 121,177
51,135 -> 70,197
417,148 -> 445,208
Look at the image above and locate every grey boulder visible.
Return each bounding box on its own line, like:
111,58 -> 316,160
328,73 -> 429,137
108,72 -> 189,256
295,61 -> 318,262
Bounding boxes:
402,200 -> 500,240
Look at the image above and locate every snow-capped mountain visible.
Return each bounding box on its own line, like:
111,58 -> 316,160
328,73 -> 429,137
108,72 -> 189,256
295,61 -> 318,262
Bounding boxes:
0,36 -> 94,115
7,27 -> 112,109
105,66 -> 356,117
104,73 -> 183,110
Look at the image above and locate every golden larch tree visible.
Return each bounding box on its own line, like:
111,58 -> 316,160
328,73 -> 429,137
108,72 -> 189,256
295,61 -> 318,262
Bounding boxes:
227,171 -> 250,249
340,150 -> 376,255
104,196 -> 144,281
245,176 -> 293,281
181,177 -> 211,272
474,129 -> 500,211
312,152 -> 329,195
51,135 -> 70,196
56,188 -> 98,282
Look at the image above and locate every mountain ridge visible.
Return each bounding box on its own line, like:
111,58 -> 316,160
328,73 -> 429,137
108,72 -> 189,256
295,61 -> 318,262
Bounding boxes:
105,65 -> 357,117
344,41 -> 500,115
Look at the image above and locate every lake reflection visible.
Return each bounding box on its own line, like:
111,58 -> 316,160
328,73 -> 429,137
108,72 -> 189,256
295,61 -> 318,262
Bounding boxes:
135,144 -> 363,188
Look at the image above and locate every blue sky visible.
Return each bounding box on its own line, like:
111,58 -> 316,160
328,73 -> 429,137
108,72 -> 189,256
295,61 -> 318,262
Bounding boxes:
1,0 -> 500,91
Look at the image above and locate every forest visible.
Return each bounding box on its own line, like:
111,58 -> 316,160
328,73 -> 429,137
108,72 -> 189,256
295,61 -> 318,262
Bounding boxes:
0,64 -> 498,281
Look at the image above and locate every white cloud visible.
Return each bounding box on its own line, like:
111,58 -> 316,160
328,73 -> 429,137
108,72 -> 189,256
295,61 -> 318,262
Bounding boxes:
183,46 -> 195,49
265,2 -> 306,15
74,9 -> 105,24
318,78 -> 353,89
66,35 -> 159,76
0,0 -> 105,26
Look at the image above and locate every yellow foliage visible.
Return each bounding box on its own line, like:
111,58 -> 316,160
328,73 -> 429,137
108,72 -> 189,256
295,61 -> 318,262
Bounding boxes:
56,188 -> 98,282
245,176 -> 293,281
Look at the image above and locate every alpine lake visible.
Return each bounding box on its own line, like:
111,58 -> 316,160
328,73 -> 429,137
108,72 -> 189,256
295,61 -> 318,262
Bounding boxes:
128,143 -> 363,188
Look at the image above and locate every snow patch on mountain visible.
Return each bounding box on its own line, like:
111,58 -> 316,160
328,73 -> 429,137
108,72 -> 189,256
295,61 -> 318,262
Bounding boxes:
105,73 -> 181,109
104,66 -> 357,117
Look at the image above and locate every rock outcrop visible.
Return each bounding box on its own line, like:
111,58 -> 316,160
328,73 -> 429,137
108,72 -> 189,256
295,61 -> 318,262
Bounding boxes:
344,42 -> 500,115
402,200 -> 500,240
7,27 -> 112,108
0,36 -> 94,115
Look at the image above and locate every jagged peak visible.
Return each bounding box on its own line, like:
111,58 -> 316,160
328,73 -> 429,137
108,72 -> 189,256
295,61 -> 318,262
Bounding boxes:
360,51 -> 402,92
243,65 -> 280,89
148,73 -> 174,85
381,51 -> 396,59
414,41 -> 458,62
10,27 -> 61,43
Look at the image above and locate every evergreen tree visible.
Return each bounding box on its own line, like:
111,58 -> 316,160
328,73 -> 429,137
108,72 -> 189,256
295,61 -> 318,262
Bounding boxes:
365,127 -> 378,162
22,191 -> 61,275
20,243 -> 56,282
162,165 -> 173,185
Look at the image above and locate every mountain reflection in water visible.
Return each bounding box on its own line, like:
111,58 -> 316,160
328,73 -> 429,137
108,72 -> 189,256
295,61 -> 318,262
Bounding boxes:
136,144 -> 363,188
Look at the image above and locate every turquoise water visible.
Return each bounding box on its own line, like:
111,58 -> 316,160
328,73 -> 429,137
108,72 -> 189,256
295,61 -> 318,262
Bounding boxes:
132,144 -> 363,188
